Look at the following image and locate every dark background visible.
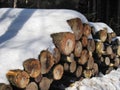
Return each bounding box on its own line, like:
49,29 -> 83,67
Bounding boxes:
0,0 -> 120,35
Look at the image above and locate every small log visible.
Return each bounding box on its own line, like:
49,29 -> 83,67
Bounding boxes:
74,41 -> 82,57
51,32 -> 75,55
63,63 -> 69,71
78,49 -> 89,65
39,50 -> 54,74
104,57 -> 110,66
75,66 -> 83,78
83,69 -> 92,78
96,41 -> 105,55
53,64 -> 64,80
92,63 -> 99,76
105,45 -> 113,55
117,45 -> 120,56
23,58 -> 41,78
86,56 -> 94,70
94,29 -> 107,42
81,35 -> 88,47
25,82 -> 38,90
114,57 -> 120,68
70,60 -> 77,73
67,18 -> 83,40
39,77 -> 53,90
83,23 -> 91,37
6,69 -> 30,88
35,74 -> 43,83
0,83 -> 13,90
87,39 -> 95,53
53,48 -> 61,64
106,32 -> 116,44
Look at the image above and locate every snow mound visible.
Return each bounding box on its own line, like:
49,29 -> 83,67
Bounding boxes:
66,67 -> 120,90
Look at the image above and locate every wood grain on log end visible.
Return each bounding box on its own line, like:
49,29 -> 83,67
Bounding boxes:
67,18 -> 83,40
6,69 -> 30,88
83,23 -> 91,37
51,32 -> 75,55
39,50 -> 54,74
25,82 -> 38,90
23,58 -> 41,78
74,41 -> 82,57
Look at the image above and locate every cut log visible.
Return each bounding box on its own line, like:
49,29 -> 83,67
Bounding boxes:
0,83 -> 13,90
87,39 -> 95,53
23,58 -> 41,78
70,61 -> 77,73
25,82 -> 38,90
78,49 -> 89,65
114,57 -> 120,67
39,77 -> 53,90
74,41 -> 82,57
105,45 -> 113,55
96,41 -> 105,55
53,64 -> 64,80
81,35 -> 88,47
35,74 -> 43,83
67,18 -> 83,40
63,63 -> 69,71
117,45 -> 120,56
51,32 -> 75,55
83,69 -> 92,78
6,69 -> 30,88
39,50 -> 54,74
53,48 -> 61,64
75,66 -> 83,78
92,63 -> 99,76
83,23 -> 91,37
106,32 -> 116,44
104,57 -> 110,66
86,56 -> 94,70
94,29 -> 107,42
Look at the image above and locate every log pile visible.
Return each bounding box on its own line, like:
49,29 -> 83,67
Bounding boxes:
1,18 -> 120,90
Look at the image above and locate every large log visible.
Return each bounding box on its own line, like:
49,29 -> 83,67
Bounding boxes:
39,50 -> 54,74
6,69 -> 30,88
23,58 -> 41,78
0,83 -> 13,90
39,77 -> 53,90
51,32 -> 75,55
25,82 -> 38,90
67,18 -> 83,40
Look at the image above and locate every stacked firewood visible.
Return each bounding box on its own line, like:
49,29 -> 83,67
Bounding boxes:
1,18 -> 120,90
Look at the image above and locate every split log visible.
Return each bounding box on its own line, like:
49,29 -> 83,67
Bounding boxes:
0,83 -> 13,90
23,58 -> 41,78
53,64 -> 64,80
74,41 -> 82,57
81,35 -> 88,47
6,69 -> 30,88
78,49 -> 89,65
39,77 -> 53,90
53,48 -> 61,64
83,23 -> 91,37
75,66 -> 83,78
39,50 -> 54,74
25,82 -> 38,90
51,32 -> 75,55
67,18 -> 83,40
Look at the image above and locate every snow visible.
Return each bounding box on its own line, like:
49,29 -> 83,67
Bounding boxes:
0,8 -> 88,84
66,68 -> 120,90
0,8 -> 120,90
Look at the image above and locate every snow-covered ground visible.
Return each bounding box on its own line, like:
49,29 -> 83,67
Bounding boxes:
0,8 -> 120,90
0,8 -> 88,84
